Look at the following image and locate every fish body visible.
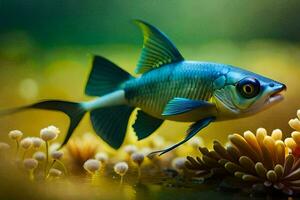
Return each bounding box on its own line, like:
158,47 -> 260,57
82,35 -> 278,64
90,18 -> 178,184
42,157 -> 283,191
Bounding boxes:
123,61 -> 220,121
0,20 -> 286,155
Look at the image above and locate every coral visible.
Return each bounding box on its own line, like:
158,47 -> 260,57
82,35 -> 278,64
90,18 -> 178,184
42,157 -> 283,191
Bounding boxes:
186,109 -> 300,196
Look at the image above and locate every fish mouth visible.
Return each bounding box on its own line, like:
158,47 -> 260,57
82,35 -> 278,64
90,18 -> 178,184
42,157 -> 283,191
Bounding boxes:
268,84 -> 286,104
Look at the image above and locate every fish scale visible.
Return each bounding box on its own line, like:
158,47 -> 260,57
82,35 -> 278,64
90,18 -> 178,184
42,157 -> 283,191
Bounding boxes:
123,61 -> 221,119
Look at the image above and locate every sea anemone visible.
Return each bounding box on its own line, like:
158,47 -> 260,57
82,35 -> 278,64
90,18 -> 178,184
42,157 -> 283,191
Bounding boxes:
186,110 -> 300,196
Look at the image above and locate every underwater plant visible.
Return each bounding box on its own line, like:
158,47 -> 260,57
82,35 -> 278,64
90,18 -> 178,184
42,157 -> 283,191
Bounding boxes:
114,162 -> 129,185
186,109 -> 300,196
172,157 -> 187,173
131,152 -> 144,179
8,130 -> 23,156
23,158 -> 38,180
95,152 -> 109,165
83,159 -> 101,184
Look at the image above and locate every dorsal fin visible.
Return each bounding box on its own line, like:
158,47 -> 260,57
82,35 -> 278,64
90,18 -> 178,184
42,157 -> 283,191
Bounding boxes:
134,20 -> 184,74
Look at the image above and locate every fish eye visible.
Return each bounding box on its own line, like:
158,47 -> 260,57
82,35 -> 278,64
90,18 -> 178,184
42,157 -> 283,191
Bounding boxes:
236,77 -> 261,98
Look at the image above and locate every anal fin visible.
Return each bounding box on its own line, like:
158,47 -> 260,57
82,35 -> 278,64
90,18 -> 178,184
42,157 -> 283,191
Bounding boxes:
91,105 -> 134,149
133,110 -> 164,140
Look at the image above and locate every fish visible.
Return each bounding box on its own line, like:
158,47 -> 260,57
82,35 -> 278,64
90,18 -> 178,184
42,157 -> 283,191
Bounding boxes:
0,20 -> 286,156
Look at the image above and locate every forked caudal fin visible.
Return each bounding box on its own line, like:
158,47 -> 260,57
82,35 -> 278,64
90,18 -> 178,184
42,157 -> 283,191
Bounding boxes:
0,55 -> 134,149
0,100 -> 86,147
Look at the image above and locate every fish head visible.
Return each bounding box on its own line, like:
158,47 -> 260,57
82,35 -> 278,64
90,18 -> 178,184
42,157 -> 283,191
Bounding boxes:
212,66 -> 286,119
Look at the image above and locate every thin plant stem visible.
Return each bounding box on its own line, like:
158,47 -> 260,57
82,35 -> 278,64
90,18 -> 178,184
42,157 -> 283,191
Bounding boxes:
46,141 -> 49,164
56,159 -> 68,176
91,173 -> 97,185
120,175 -> 124,186
50,160 -> 56,169
138,167 -> 141,179
22,150 -> 27,160
15,140 -> 19,158
44,141 -> 49,177
29,169 -> 34,181
45,160 -> 56,178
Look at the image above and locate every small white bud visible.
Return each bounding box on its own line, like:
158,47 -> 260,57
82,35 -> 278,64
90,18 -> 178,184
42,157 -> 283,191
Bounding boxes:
114,162 -> 128,176
83,159 -> 101,173
40,125 -> 60,141
20,138 -> 33,150
187,136 -> 204,148
49,168 -> 62,177
50,150 -> 63,160
8,130 -> 23,141
23,158 -> 38,170
172,157 -> 187,171
0,142 -> 10,151
297,109 -> 300,120
31,137 -> 43,148
95,152 -> 108,164
124,145 -> 137,155
131,152 -> 144,166
49,142 -> 61,153
33,151 -> 46,162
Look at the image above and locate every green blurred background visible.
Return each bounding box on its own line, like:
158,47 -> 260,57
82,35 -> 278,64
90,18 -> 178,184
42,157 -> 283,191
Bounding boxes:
0,0 -> 300,150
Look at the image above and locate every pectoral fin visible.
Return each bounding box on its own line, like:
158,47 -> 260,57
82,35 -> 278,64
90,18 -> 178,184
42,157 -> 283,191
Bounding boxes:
148,117 -> 215,157
162,98 -> 215,116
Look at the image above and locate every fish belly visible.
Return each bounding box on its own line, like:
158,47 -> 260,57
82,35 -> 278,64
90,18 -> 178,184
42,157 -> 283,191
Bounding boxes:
124,62 -> 219,122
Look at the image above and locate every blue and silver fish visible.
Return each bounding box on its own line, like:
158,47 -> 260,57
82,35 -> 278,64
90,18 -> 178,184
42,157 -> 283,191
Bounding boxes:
1,20 -> 286,156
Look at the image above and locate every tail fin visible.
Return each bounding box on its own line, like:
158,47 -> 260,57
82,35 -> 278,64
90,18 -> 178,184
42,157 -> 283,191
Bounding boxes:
1,55 -> 134,150
0,100 -> 86,146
